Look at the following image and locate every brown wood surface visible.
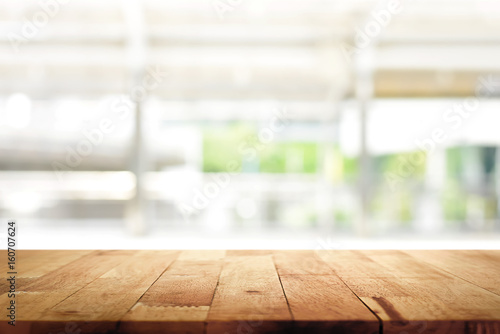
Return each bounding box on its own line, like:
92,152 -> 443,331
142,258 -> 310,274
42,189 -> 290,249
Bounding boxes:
0,250 -> 499,334
318,250 -> 500,333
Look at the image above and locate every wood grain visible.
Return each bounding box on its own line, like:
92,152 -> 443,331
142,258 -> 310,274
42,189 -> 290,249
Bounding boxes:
1,250 -> 499,334
207,254 -> 292,333
403,250 -> 500,296
38,250 -> 179,333
0,250 -> 92,279
320,250 -> 500,334
119,250 -> 223,334
274,250 -> 334,275
279,275 -> 379,333
0,250 -> 138,334
275,250 -> 379,333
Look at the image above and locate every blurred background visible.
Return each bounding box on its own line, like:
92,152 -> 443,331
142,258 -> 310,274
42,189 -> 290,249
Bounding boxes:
1,0 -> 500,249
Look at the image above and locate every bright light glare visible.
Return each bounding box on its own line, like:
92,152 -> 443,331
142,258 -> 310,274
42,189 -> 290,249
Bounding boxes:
5,93 -> 31,129
236,198 -> 258,219
4,191 -> 42,214
54,99 -> 86,131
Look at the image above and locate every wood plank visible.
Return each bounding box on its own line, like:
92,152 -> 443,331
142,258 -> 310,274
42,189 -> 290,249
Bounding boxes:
0,249 -> 136,334
1,250 -> 499,334
0,250 -> 92,278
277,250 -> 380,333
0,250 -> 108,333
176,250 -> 226,261
119,306 -> 209,334
35,250 -> 180,334
0,250 -> 48,263
319,250 -> 500,334
403,250 -> 500,296
0,278 -> 33,296
0,251 -> 93,303
207,255 -> 292,333
279,274 -> 380,333
360,249 -> 450,278
316,250 -> 446,279
137,261 -> 221,307
316,250 -> 398,279
347,276 -> 500,333
0,291 -> 70,334
23,250 -> 136,293
226,250 -> 273,256
274,250 -> 334,275
119,250 -> 223,334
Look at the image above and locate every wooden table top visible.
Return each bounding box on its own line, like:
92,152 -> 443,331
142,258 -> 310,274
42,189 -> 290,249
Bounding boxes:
1,250 -> 499,334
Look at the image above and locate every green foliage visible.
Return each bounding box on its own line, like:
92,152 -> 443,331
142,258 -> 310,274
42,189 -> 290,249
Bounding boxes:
375,151 -> 427,182
258,144 -> 286,173
202,122 -> 254,173
446,147 -> 463,180
399,191 -> 413,223
442,180 -> 467,221
342,155 -> 359,181
202,123 -> 319,173
259,142 -> 318,173
333,209 -> 352,227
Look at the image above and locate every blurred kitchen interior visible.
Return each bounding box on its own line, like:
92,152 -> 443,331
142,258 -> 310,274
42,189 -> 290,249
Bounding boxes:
1,0 -> 500,248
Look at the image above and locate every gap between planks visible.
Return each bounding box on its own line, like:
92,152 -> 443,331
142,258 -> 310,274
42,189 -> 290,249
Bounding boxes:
114,250 -> 183,333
